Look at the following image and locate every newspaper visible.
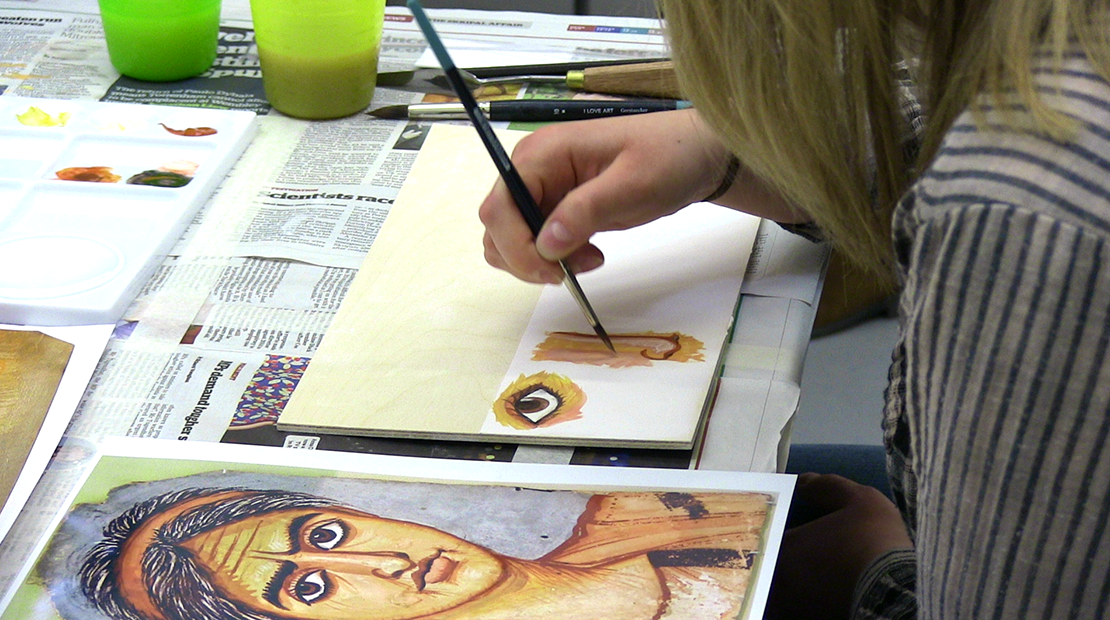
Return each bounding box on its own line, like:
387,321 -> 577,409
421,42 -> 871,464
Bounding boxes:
0,0 -> 821,592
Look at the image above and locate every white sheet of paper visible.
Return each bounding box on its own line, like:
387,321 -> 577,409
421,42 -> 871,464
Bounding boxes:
482,204 -> 759,445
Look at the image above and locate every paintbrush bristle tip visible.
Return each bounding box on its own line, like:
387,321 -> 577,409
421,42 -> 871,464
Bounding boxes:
367,105 -> 409,119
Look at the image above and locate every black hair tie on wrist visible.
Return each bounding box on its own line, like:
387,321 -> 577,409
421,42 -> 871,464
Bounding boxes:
702,154 -> 741,203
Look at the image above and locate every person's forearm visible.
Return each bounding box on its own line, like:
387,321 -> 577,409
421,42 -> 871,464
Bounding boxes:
686,111 -> 810,224
708,160 -> 811,223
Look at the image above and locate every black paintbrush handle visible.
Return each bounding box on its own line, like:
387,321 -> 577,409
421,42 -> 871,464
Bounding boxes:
488,99 -> 682,122
442,66 -> 547,234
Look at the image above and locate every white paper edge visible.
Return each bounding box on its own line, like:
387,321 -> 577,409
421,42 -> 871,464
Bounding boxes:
0,323 -> 112,547
0,407 -> 106,616
739,219 -> 829,305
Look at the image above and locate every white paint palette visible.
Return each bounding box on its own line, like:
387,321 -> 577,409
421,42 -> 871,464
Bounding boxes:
0,98 -> 256,326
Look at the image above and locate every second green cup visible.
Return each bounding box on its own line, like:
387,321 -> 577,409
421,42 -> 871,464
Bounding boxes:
249,0 -> 387,119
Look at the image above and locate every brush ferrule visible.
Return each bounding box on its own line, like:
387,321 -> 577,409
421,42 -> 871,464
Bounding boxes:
565,70 -> 585,90
407,102 -> 489,120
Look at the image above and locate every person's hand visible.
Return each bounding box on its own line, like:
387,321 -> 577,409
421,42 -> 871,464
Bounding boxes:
479,109 -> 736,284
767,473 -> 913,620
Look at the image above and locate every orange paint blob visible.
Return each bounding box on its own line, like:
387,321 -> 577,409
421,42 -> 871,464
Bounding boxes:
55,166 -> 121,183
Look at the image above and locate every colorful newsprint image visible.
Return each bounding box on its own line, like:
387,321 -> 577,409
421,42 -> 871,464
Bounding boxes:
0,438 -> 793,620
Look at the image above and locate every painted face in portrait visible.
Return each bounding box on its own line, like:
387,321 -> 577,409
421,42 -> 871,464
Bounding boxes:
118,496 -> 506,620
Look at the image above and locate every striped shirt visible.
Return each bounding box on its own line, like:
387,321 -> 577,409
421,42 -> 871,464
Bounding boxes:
853,54 -> 1110,619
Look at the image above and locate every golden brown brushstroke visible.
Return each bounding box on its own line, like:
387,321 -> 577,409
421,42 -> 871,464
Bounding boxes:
0,331 -> 73,509
159,123 -> 218,137
55,166 -> 121,183
532,331 -> 705,368
493,371 -> 586,429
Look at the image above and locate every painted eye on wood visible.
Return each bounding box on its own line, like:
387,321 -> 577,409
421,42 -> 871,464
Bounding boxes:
512,386 -> 562,425
493,372 -> 586,430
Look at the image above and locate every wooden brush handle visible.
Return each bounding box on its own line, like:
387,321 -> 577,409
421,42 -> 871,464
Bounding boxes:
567,60 -> 681,99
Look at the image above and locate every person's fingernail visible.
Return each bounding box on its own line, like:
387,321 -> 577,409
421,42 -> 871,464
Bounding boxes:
571,254 -> 604,274
549,221 -> 573,242
538,221 -> 573,258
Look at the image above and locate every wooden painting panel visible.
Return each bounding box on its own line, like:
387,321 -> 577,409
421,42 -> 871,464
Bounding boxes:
278,125 -> 758,449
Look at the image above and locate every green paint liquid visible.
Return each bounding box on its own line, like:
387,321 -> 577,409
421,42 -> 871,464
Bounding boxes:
100,1 -> 219,82
258,47 -> 378,119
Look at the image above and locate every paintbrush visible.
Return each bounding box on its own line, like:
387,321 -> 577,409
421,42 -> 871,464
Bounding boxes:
369,99 -> 691,121
428,60 -> 680,99
375,58 -> 666,86
407,0 -> 616,353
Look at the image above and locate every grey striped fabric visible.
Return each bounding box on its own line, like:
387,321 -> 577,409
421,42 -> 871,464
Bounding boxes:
853,54 -> 1110,619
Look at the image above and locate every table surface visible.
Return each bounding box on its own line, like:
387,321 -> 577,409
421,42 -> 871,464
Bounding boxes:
0,0 -> 827,593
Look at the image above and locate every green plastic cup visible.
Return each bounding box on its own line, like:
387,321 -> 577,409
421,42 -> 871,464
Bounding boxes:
98,0 -> 221,82
249,0 -> 386,119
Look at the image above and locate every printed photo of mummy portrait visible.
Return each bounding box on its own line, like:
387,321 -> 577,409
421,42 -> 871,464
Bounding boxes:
531,331 -> 706,368
32,471 -> 774,620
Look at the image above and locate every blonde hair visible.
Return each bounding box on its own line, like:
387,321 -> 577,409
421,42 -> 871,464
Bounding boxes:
659,0 -> 1110,280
